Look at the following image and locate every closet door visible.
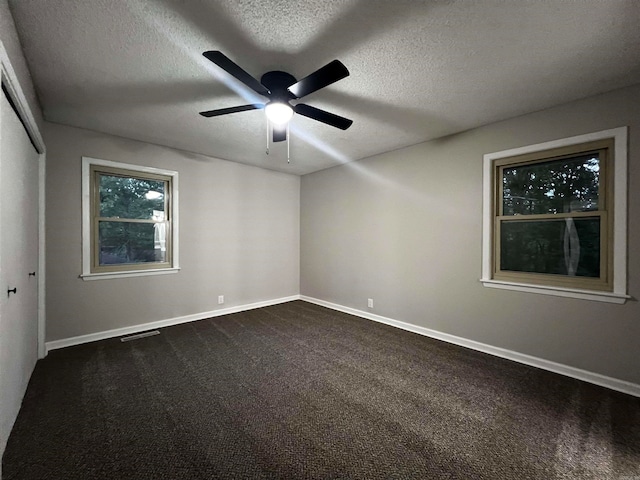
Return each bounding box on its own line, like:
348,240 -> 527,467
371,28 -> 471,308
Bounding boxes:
0,90 -> 40,453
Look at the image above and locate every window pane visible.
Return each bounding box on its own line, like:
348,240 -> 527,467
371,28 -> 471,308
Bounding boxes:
99,221 -> 167,265
500,217 -> 600,277
99,174 -> 165,219
502,153 -> 600,215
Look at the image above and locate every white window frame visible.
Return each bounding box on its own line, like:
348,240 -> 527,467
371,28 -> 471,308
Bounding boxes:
481,127 -> 628,304
81,156 -> 180,280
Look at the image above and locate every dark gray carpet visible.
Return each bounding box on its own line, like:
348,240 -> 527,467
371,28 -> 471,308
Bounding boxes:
3,300 -> 640,479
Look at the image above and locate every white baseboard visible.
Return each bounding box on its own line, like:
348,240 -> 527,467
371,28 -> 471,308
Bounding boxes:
300,296 -> 640,398
45,295 -> 301,352
45,294 -> 640,398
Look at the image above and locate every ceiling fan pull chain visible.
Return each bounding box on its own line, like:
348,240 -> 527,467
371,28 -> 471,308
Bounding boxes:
287,123 -> 290,164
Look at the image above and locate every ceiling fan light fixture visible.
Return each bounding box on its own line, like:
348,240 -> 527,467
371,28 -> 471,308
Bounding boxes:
265,102 -> 293,125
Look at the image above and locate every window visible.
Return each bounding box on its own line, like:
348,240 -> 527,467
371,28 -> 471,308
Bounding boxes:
481,128 -> 628,303
82,157 -> 179,280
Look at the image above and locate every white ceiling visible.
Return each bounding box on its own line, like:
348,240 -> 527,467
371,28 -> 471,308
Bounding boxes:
8,0 -> 640,175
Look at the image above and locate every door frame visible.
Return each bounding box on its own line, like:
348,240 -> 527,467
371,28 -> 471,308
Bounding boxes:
0,39 -> 47,358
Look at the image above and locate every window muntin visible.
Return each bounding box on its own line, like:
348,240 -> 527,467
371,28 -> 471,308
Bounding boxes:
492,139 -> 613,291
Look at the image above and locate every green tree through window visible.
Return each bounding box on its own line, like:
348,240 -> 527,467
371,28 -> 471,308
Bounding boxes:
98,174 -> 166,265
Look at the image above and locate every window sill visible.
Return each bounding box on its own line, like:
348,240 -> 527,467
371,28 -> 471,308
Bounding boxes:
81,267 -> 180,281
480,278 -> 629,304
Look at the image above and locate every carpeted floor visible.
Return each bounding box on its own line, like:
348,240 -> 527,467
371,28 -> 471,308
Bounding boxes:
3,300 -> 640,479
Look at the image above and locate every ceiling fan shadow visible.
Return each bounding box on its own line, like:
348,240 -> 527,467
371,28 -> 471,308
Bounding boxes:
63,79 -> 231,109
320,90 -> 462,138
294,0 -> 431,68
159,0 -> 275,67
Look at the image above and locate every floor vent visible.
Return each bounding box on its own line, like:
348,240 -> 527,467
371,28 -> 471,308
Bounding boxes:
120,330 -> 160,342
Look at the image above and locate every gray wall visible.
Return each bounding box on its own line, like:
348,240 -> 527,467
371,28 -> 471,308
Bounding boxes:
301,84 -> 640,385
45,122 -> 300,342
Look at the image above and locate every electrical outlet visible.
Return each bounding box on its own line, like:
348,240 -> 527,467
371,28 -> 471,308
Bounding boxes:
218,295 -> 224,305
367,298 -> 373,308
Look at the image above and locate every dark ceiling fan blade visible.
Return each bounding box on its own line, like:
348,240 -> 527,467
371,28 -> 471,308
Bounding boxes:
294,104 -> 353,130
273,126 -> 287,142
199,104 -> 264,117
287,60 -> 349,99
203,51 -> 270,97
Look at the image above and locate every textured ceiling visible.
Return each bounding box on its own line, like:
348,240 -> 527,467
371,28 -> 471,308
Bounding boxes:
8,0 -> 640,175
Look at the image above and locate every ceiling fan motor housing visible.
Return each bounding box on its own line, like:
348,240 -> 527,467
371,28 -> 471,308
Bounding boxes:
260,71 -> 297,104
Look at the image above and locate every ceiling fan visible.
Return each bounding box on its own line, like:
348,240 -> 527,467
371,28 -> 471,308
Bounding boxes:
199,51 -> 353,142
